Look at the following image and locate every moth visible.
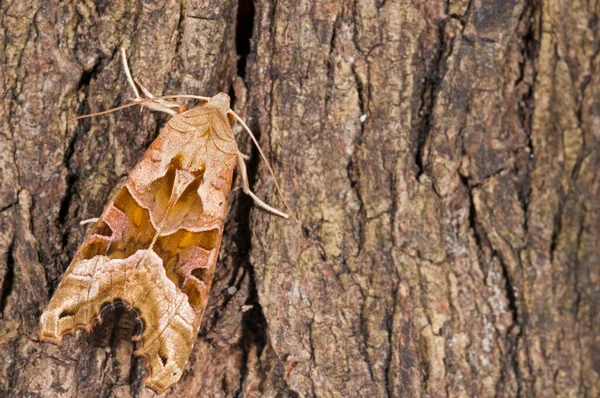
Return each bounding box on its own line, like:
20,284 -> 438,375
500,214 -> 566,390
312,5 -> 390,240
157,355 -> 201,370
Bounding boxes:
40,49 -> 289,394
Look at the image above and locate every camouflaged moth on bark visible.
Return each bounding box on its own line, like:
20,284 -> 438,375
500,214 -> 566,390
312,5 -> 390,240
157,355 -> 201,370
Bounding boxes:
40,49 -> 289,394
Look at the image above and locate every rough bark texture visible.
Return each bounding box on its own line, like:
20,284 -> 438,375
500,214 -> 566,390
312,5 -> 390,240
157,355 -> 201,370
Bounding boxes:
0,0 -> 598,397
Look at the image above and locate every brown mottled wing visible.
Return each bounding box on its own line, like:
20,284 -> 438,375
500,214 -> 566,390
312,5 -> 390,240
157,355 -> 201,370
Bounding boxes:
40,106 -> 238,393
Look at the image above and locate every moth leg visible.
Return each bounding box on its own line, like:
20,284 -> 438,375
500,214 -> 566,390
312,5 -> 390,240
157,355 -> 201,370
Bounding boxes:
239,152 -> 251,161
133,77 -> 187,112
80,217 -> 99,226
121,48 -> 141,99
130,83 -> 181,116
236,151 -> 289,218
228,110 -> 297,222
120,48 -> 184,116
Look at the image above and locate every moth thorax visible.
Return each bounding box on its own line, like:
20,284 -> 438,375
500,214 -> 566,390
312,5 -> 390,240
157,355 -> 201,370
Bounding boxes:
207,93 -> 231,116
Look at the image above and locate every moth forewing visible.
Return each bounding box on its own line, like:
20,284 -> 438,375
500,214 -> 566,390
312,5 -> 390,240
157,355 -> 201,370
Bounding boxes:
41,94 -> 241,393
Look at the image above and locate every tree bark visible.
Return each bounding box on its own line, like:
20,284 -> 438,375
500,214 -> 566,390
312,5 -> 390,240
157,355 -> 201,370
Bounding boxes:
0,0 -> 598,397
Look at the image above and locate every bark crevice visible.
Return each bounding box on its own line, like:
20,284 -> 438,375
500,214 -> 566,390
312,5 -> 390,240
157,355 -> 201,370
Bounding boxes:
0,238 -> 15,317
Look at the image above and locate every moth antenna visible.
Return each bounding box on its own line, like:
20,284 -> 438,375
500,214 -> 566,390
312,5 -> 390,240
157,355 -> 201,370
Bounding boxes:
68,95 -> 210,123
69,101 -> 148,122
157,94 -> 211,103
228,110 -> 299,224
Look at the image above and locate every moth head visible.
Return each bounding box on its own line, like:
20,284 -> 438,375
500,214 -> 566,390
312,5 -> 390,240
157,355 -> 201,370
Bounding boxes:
207,93 -> 231,118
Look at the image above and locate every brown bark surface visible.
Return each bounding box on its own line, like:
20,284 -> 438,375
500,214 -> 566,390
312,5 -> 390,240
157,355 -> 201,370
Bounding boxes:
0,0 -> 598,397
